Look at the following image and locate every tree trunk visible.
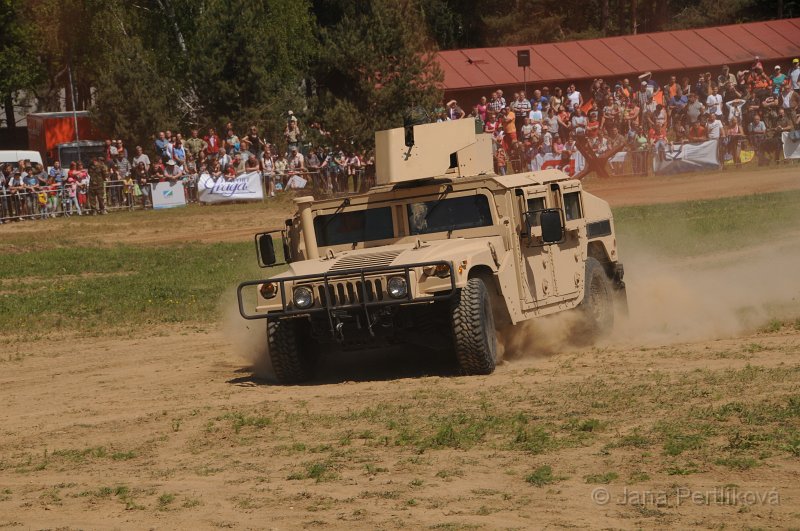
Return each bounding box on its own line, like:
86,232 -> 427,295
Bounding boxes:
4,93 -> 15,128
778,0 -> 783,18
65,76 -> 74,112
601,0 -> 609,35
631,0 -> 637,34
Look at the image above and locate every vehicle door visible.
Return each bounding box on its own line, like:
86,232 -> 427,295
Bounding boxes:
517,187 -> 557,305
549,182 -> 585,298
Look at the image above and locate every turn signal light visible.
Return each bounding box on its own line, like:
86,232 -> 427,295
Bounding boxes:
259,282 -> 278,299
423,264 -> 451,278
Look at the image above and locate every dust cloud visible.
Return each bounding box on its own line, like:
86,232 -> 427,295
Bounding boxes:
612,237 -> 800,346
499,234 -> 800,360
219,289 -> 274,379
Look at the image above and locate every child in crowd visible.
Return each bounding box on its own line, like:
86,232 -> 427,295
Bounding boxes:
123,173 -> 135,209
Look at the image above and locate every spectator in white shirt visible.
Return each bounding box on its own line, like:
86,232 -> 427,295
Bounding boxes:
706,86 -> 723,118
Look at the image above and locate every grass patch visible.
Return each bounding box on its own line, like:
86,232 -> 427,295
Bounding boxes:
287,461 -> 338,483
157,492 -> 176,511
525,465 -> 559,487
585,471 -> 618,484
714,456 -> 760,470
613,190 -> 800,257
223,412 -> 272,434
0,242 -> 262,334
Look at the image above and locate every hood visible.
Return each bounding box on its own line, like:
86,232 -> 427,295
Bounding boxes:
277,238 -> 498,278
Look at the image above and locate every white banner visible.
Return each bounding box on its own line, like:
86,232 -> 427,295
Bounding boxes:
653,140 -> 720,175
536,151 -> 586,176
782,132 -> 800,160
152,181 -> 187,209
198,171 -> 264,203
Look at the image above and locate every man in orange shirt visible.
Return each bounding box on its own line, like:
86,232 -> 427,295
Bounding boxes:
503,106 -> 517,150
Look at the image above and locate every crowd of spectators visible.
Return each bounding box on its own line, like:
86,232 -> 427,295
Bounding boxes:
144,113 -> 374,200
3,58 -> 799,224
442,57 -> 800,174
0,113 -> 377,223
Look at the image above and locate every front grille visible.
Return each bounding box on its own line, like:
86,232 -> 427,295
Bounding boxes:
329,250 -> 402,271
317,278 -> 385,306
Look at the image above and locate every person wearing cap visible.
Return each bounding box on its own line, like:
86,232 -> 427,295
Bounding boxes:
447,99 -> 465,120
718,65 -> 736,88
165,158 -> 185,181
635,80 -> 649,110
772,66 -> 787,96
790,59 -> 800,91
87,157 -> 108,215
284,118 -> 301,155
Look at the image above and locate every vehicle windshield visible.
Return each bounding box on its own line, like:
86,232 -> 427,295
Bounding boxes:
407,194 -> 493,235
313,206 -> 394,247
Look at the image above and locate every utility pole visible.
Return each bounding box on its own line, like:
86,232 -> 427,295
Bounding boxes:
67,59 -> 81,162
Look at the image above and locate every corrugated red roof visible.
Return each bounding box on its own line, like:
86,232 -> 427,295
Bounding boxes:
436,18 -> 800,91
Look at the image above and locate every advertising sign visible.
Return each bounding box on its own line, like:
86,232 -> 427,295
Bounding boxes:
152,181 -> 187,209
198,171 -> 264,203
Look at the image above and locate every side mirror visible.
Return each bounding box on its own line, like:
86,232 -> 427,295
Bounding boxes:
257,234 -> 277,266
539,209 -> 563,243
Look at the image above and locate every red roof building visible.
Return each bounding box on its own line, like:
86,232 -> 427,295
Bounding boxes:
436,18 -> 800,101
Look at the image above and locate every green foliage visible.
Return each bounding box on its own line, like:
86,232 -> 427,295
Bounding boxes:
314,0 -> 443,150
0,0 -> 42,120
90,2 -> 182,145
186,0 -> 316,135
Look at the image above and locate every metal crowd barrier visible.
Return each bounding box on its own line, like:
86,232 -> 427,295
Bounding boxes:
0,182 -> 156,223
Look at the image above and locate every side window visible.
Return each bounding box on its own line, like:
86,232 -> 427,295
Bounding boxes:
526,197 -> 546,227
563,192 -> 582,221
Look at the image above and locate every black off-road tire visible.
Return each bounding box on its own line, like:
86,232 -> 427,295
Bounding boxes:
450,278 -> 498,375
267,318 -> 315,384
578,257 -> 614,341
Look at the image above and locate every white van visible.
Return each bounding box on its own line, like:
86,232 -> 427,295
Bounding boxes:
0,150 -> 44,168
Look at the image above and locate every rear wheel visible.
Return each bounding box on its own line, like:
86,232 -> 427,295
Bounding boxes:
267,318 -> 316,384
450,278 -> 497,375
578,257 -> 614,341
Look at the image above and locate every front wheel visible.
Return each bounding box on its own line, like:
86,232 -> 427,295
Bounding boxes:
267,318 -> 316,384
577,257 -> 614,342
450,278 -> 497,375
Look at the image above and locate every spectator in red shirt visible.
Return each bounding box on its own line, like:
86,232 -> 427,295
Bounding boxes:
204,128 -> 221,159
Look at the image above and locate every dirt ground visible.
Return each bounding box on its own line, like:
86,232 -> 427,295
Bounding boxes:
1,166 -> 799,530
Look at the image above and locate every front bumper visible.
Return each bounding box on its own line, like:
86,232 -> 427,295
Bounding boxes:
237,260 -> 456,334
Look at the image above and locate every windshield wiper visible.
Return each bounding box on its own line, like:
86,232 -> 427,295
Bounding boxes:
321,197 -> 351,232
424,184 -> 453,221
318,198 -> 352,247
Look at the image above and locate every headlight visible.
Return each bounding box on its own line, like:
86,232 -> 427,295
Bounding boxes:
387,276 -> 408,299
293,286 -> 314,308
259,282 -> 277,299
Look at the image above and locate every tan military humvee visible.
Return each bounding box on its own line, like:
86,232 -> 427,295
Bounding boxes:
238,119 -> 627,384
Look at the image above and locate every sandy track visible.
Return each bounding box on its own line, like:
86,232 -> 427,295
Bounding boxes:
1,327 -> 798,529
